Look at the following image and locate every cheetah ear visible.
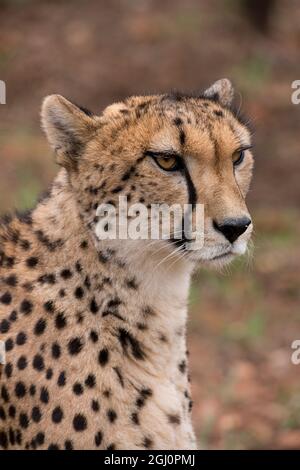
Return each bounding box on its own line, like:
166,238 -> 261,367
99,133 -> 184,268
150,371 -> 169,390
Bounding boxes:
41,94 -> 97,169
203,79 -> 234,107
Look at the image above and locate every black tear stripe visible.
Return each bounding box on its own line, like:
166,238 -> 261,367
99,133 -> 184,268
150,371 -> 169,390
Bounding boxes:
182,164 -> 197,209
177,164 -> 197,248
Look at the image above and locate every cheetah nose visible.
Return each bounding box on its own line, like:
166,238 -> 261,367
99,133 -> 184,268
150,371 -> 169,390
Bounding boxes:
213,217 -> 251,244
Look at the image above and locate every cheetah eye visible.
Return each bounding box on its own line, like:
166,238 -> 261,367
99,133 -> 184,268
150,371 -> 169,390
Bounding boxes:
233,146 -> 251,167
145,151 -> 183,172
233,150 -> 245,167
155,155 -> 179,171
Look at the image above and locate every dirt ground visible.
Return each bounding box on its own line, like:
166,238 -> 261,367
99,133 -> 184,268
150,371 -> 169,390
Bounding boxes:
0,0 -> 299,449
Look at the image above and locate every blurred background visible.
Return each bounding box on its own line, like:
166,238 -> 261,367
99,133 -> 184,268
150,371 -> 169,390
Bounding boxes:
0,0 -> 299,450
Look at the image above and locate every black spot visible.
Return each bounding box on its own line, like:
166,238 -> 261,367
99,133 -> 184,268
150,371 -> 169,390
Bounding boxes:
0,386 -> 8,406
0,319 -> 10,333
84,276 -> 91,289
107,409 -> 117,423
74,286 -> 84,299
20,239 -> 31,251
46,368 -> 53,380
20,299 -> 33,315
9,310 -> 17,322
143,436 -> 153,448
8,405 -> 16,418
38,273 -> 56,284
178,127 -> 186,145
143,305 -> 155,316
121,165 -> 136,182
68,337 -> 83,355
1,291 -> 12,305
91,400 -> 100,412
75,261 -> 82,273
73,414 -> 87,431
73,383 -> 84,396
85,374 -> 96,388
29,385 -> 36,396
173,117 -> 183,126
26,257 -> 39,268
4,362 -> 13,378
34,318 -> 47,335
168,414 -> 181,425
5,274 -> 17,287
40,386 -> 49,404
48,444 -> 59,450
107,297 -> 122,309
64,440 -> 73,450
57,371 -> 66,387
59,289 -> 66,298
19,412 -> 29,429
131,412 -> 139,425
0,431 -> 8,449
90,298 -> 99,314
126,278 -> 138,290
36,432 -> 45,446
106,444 -> 116,450
117,328 -> 146,360
98,348 -> 109,366
95,431 -> 103,447
80,240 -> 88,249
52,406 -> 63,424
61,269 -> 72,280
16,331 -> 27,345
5,338 -> 14,351
22,282 -> 33,292
44,300 -> 55,313
9,428 -> 15,445
17,356 -> 27,370
33,354 -> 45,371
55,312 -> 67,329
89,330 -> 98,343
214,109 -> 224,117
113,367 -> 124,387
31,406 -> 42,423
103,389 -> 111,398
52,342 -> 61,359
0,406 -> 6,421
1,385 -> 10,402
98,252 -> 109,264
111,185 -> 124,194
178,360 -> 186,373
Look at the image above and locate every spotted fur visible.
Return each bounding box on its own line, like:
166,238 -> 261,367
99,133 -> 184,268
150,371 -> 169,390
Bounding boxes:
0,79 -> 253,450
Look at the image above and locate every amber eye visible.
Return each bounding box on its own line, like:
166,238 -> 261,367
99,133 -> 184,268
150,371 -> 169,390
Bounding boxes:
155,155 -> 179,171
233,150 -> 245,167
145,150 -> 183,172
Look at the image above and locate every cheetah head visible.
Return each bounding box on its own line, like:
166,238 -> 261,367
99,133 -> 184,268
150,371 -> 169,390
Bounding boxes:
41,79 -> 253,269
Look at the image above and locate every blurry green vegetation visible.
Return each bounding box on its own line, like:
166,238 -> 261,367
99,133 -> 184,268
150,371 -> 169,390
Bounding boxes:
0,129 -> 55,213
14,164 -> 43,210
232,54 -> 272,94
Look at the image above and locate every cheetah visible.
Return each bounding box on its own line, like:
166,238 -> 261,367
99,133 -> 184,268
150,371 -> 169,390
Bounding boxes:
0,79 -> 253,450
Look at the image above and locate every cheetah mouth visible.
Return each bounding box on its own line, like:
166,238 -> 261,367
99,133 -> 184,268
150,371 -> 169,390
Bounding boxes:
210,250 -> 232,260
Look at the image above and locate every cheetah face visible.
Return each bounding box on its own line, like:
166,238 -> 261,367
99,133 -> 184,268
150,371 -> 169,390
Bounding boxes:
41,79 -> 253,269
